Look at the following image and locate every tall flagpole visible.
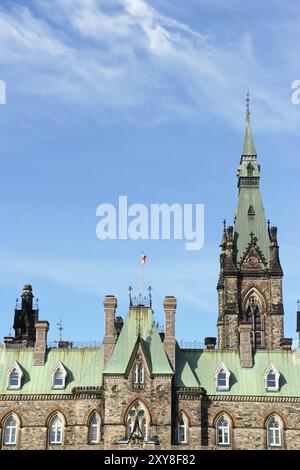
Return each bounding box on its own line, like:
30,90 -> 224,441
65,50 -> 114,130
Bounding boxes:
140,251 -> 144,301
140,252 -> 147,302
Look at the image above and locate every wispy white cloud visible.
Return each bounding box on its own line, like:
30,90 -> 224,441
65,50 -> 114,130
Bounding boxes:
0,249 -> 217,313
0,0 -> 298,130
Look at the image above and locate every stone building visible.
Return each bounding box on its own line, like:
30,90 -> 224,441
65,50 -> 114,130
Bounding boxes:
1,108 -> 300,451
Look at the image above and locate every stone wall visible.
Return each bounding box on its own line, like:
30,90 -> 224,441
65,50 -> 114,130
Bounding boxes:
1,395 -> 300,450
0,397 -> 103,450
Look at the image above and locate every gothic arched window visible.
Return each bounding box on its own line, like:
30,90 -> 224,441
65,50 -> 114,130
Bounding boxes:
177,414 -> 188,444
126,401 -> 149,442
216,415 -> 231,446
3,414 -> 19,445
267,416 -> 282,447
49,414 -> 64,445
245,294 -> 263,349
88,412 -> 101,444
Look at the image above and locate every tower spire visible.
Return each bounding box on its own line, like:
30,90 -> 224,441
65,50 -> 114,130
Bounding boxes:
242,90 -> 256,157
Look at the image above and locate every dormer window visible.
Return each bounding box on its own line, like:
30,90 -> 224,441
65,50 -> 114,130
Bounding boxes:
133,364 -> 144,385
264,363 -> 280,391
215,362 -> 230,391
7,361 -> 23,390
52,361 -> 67,389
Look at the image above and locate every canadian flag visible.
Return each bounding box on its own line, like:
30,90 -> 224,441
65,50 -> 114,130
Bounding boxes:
141,252 -> 147,264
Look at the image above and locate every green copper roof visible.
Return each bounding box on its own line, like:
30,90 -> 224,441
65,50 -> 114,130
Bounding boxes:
104,307 -> 173,375
175,345 -> 200,387
234,113 -> 270,264
234,186 -> 270,264
176,349 -> 300,397
242,116 -> 256,156
0,347 -> 103,395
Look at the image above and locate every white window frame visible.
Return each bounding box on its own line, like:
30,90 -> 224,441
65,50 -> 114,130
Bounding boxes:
133,363 -> 144,384
138,365 -> 144,384
3,414 -> 18,445
51,361 -> 67,390
49,414 -> 64,445
264,363 -> 280,392
267,416 -> 282,447
88,412 -> 101,444
215,362 -> 230,391
7,361 -> 23,390
216,415 -> 231,446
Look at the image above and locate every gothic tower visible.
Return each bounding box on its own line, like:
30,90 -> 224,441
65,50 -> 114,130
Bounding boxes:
13,284 -> 39,346
217,96 -> 284,350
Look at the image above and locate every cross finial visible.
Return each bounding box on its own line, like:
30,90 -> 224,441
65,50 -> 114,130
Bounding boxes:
223,219 -> 226,229
250,231 -> 254,243
246,90 -> 250,120
297,299 -> 300,312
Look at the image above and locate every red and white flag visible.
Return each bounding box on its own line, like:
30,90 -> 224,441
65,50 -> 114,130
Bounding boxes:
141,252 -> 147,265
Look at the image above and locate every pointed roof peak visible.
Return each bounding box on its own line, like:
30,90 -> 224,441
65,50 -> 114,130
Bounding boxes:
242,90 -> 256,157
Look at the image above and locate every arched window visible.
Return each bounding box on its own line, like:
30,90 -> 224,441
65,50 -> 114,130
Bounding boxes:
177,415 -> 187,444
216,415 -> 230,446
267,416 -> 281,447
245,293 -> 263,349
133,364 -> 144,385
3,414 -> 18,445
88,412 -> 101,444
126,401 -> 149,442
49,414 -> 64,445
247,163 -> 254,176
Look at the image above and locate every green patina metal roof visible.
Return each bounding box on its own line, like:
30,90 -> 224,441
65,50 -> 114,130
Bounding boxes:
234,186 -> 270,264
104,307 -> 173,375
0,347 -> 103,395
176,349 -> 300,397
234,113 -> 270,264
242,116 -> 256,156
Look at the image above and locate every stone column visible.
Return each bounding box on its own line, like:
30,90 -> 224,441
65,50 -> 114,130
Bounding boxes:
163,296 -> 177,369
33,321 -> 49,366
103,295 -> 117,368
238,323 -> 253,368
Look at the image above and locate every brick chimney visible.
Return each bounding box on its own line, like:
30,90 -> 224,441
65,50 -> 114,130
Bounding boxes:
163,296 -> 177,369
238,323 -> 253,368
33,321 -> 49,366
103,295 -> 117,368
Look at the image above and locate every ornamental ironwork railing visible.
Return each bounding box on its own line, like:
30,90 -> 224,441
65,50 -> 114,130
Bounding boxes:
178,340 -> 205,349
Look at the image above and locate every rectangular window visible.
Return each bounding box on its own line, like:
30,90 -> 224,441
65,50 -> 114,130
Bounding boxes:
267,373 -> 276,389
9,372 -> 20,388
217,373 -> 227,388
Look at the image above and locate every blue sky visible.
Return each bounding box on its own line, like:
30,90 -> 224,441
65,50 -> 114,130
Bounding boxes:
0,0 -> 300,343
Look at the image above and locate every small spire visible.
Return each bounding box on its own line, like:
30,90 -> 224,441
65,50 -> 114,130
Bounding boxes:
220,220 -> 227,246
297,299 -> 300,312
242,90 -> 256,157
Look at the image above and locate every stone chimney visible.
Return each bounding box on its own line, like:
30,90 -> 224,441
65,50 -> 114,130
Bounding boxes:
103,295 -> 117,368
238,323 -> 253,368
205,337 -> 217,350
163,296 -> 177,369
33,321 -> 49,366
